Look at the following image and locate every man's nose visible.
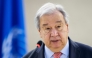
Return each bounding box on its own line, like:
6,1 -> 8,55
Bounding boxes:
51,29 -> 58,36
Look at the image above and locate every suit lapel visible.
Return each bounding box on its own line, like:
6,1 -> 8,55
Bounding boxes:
68,37 -> 81,58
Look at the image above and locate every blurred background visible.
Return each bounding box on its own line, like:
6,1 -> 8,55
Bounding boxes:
24,0 -> 92,51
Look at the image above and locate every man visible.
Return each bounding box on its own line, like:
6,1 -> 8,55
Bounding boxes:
23,2 -> 92,58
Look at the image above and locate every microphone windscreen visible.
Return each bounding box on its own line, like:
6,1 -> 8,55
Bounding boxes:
37,40 -> 42,48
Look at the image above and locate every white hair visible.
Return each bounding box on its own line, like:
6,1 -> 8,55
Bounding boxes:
35,2 -> 69,30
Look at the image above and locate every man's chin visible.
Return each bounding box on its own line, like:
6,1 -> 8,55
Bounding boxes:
52,45 -> 60,49
50,46 -> 62,52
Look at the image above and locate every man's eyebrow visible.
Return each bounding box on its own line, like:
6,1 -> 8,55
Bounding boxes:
42,23 -> 48,26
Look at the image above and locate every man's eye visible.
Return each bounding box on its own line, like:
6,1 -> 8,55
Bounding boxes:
57,26 -> 61,28
46,28 -> 50,30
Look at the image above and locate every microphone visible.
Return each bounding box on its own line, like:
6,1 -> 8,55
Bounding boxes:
36,40 -> 42,48
28,40 -> 43,58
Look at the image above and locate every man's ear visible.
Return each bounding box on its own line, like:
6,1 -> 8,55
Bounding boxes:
66,24 -> 69,33
38,29 -> 40,32
38,30 -> 42,38
38,30 -> 40,34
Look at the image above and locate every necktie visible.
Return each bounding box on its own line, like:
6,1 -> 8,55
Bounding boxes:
53,52 -> 61,58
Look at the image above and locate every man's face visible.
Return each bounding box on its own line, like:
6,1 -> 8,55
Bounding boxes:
39,11 -> 69,52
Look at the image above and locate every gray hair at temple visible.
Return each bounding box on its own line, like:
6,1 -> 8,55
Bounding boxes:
35,2 -> 69,30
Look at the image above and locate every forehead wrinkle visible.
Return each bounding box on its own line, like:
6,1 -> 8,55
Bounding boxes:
42,20 -> 62,27
56,20 -> 62,23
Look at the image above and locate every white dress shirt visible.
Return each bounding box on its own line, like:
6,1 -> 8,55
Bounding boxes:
45,40 -> 69,58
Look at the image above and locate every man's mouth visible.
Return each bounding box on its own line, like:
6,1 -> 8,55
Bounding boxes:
51,40 -> 59,42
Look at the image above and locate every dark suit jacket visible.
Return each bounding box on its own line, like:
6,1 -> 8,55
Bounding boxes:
23,37 -> 92,58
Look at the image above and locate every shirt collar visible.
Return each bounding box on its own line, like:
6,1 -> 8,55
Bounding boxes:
45,45 -> 54,58
45,39 -> 69,58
